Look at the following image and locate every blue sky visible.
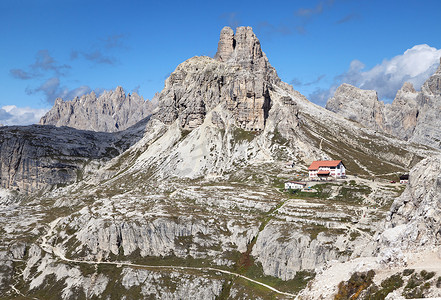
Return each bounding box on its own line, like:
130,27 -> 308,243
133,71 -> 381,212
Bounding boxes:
1,0 -> 440,125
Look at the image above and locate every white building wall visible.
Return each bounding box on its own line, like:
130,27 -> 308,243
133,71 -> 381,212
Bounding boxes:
285,182 -> 305,189
309,162 -> 346,179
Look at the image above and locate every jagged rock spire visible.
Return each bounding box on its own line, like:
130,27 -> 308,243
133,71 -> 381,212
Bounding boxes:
214,26 -> 265,65
40,86 -> 155,132
214,27 -> 235,62
213,26 -> 277,81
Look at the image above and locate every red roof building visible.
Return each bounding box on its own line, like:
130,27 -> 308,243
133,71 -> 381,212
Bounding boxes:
308,160 -> 346,180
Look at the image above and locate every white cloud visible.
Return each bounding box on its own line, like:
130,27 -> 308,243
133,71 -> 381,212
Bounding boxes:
0,105 -> 49,126
26,77 -> 91,104
341,44 -> 441,100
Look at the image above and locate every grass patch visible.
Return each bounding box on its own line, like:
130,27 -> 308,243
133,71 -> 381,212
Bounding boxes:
403,269 -> 415,276
283,183 -> 335,200
402,270 -> 435,298
271,128 -> 289,145
349,230 -> 361,241
334,184 -> 371,204
217,276 -> 234,300
28,274 -> 70,300
231,126 -> 258,143
372,273 -> 404,299
302,223 -> 328,240
243,260 -> 315,294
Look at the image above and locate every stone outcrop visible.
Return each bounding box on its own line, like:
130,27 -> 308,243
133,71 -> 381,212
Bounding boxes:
327,57 -> 441,149
61,211 -> 256,260
252,225 -> 348,280
40,87 -> 155,132
326,83 -> 385,131
379,155 -> 441,250
121,268 -> 223,299
214,26 -> 278,81
154,26 -> 278,131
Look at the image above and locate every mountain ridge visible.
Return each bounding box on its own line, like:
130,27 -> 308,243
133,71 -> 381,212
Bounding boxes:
39,86 -> 156,132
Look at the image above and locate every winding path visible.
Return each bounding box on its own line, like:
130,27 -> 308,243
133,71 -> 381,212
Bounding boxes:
39,218 -> 296,298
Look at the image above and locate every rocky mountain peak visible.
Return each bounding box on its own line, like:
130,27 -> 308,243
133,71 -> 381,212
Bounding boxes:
326,83 -> 385,130
116,85 -> 124,94
326,58 -> 441,148
391,82 -> 418,107
154,27 -> 279,131
54,97 -> 64,106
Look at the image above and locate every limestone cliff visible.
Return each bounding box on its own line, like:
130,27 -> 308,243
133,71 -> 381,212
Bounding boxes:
39,87 -> 155,132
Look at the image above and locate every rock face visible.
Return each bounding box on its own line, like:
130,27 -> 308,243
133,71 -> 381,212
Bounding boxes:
120,268 -> 224,299
423,57 -> 441,96
380,155 -> 441,250
326,83 -> 385,130
252,224 -> 347,280
407,59 -> 441,148
0,121 -> 148,193
39,87 -> 155,132
214,26 -> 235,62
214,26 -> 278,81
154,26 -> 278,131
383,82 -> 419,141
327,57 -> 441,148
